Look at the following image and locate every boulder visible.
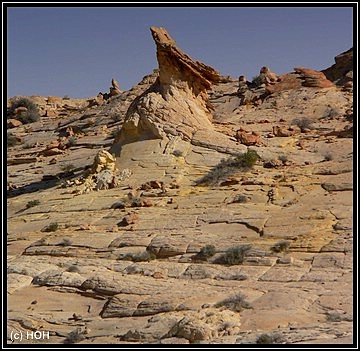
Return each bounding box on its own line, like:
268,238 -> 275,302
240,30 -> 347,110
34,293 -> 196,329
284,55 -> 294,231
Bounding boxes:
235,128 -> 261,146
7,119 -> 23,128
294,67 -> 334,88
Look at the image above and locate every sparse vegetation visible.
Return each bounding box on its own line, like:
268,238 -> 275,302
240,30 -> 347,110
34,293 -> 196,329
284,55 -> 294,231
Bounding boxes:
8,97 -> 40,124
66,265 -> 80,273
64,328 -> 86,344
22,142 -> 36,149
235,150 -> 260,169
196,150 -> 259,185
217,244 -> 252,265
278,155 -> 288,163
292,117 -> 313,132
59,238 -> 73,246
194,244 -> 216,261
199,244 -> 216,258
118,251 -> 156,262
251,74 -> 264,87
60,163 -> 76,174
41,222 -> 59,232
231,194 -> 248,203
324,152 -> 333,161
130,198 -> 143,208
215,292 -> 252,312
270,240 -> 290,253
7,133 -> 19,147
26,199 -> 41,209
256,333 -> 284,344
67,136 -> 77,147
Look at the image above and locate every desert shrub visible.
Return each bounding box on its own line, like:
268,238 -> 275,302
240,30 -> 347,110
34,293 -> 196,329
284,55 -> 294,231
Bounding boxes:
323,152 -> 333,161
199,244 -> 216,258
60,163 -> 76,173
26,199 -> 40,209
119,251 -> 156,262
8,97 -> 40,124
278,155 -> 288,163
22,142 -> 36,149
256,333 -> 284,344
218,244 -> 252,265
251,74 -> 264,87
17,110 -> 41,124
64,328 -> 86,344
59,238 -> 73,246
215,292 -> 252,312
292,117 -> 313,132
270,240 -> 290,253
234,150 -> 259,169
111,200 -> 126,209
42,222 -> 59,232
67,136 -> 77,147
7,133 -> 18,147
231,194 -> 248,203
63,95 -> 70,100
196,150 -> 259,185
130,198 -> 143,208
66,265 -> 80,273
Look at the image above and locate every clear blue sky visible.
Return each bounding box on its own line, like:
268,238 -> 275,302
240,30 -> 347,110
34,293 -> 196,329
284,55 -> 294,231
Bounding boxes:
6,5 -> 353,99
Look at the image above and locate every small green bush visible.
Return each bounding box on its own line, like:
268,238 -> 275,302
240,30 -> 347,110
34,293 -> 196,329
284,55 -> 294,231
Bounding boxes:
215,293 -> 252,312
218,244 -> 252,265
233,150 -> 259,169
270,240 -> 290,253
42,222 -> 59,232
26,199 -> 40,209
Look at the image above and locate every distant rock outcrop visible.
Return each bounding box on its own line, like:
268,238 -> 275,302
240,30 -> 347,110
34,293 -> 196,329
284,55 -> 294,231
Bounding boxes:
265,67 -> 334,95
322,48 -> 353,84
294,67 -> 334,88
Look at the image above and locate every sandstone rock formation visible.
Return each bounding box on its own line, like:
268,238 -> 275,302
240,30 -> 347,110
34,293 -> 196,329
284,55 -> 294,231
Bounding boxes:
114,26 -> 221,144
258,66 -> 279,85
110,27 -> 246,186
6,35 -> 353,346
110,78 -> 122,96
322,48 -> 353,84
294,67 -> 334,88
